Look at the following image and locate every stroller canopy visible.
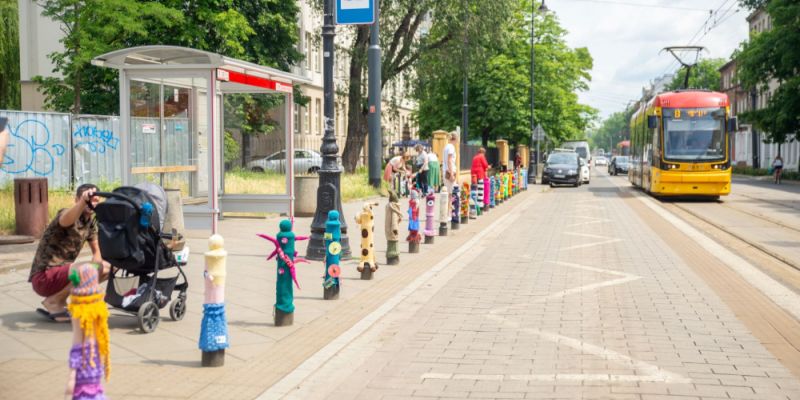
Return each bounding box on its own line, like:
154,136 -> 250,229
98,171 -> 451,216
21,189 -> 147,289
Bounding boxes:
132,182 -> 168,231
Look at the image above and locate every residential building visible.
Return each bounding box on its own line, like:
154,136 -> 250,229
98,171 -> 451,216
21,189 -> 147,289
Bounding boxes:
720,7 -> 795,170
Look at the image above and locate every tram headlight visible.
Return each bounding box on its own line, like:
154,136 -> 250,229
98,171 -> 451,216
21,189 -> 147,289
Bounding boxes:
663,163 -> 679,170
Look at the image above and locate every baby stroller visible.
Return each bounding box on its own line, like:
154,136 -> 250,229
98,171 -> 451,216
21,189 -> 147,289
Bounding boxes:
93,183 -> 189,333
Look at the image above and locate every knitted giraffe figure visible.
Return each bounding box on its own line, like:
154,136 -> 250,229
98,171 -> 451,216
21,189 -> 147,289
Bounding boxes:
354,202 -> 379,273
460,182 -> 470,223
385,190 -> 403,265
66,263 -> 110,400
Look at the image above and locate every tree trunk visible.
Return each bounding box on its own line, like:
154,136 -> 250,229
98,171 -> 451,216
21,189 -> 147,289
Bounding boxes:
341,26 -> 370,173
481,128 -> 490,148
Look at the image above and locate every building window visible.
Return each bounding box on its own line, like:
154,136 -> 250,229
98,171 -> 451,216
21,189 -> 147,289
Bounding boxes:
316,98 -> 322,135
305,32 -> 312,71
304,105 -> 310,135
294,105 -> 300,134
314,35 -> 322,73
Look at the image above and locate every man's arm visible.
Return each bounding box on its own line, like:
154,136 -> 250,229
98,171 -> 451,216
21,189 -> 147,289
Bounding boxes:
89,239 -> 103,263
58,189 -> 94,228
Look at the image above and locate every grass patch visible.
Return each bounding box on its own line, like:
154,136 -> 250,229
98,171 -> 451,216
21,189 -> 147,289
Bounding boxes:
342,167 -> 387,202
224,169 -> 286,194
0,187 -> 75,236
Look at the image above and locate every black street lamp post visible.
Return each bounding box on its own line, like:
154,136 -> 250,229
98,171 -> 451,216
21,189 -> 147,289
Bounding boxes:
307,0 -> 351,260
528,0 -> 548,184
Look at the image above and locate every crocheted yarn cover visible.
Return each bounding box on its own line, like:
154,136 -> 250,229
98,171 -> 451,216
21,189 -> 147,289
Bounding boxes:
199,303 -> 229,351
69,342 -> 105,400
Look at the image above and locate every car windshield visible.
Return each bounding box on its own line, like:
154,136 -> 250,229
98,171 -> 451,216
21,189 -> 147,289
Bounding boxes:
616,156 -> 629,164
663,108 -> 725,161
547,153 -> 576,165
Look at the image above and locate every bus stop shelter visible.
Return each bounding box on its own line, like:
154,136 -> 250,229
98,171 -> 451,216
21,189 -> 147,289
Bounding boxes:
92,46 -> 310,232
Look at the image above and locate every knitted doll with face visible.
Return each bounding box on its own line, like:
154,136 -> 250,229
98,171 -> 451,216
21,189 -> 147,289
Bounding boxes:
66,263 -> 110,400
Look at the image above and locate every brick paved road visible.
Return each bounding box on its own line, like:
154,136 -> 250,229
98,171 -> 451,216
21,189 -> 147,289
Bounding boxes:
274,173 -> 800,399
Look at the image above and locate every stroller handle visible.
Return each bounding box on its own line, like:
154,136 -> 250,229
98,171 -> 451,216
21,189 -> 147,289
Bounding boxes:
92,191 -> 142,213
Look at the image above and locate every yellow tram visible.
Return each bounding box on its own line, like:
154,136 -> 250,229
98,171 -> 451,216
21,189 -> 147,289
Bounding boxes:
628,90 -> 737,198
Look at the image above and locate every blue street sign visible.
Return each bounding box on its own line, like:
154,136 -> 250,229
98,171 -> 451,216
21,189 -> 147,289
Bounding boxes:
336,0 -> 375,25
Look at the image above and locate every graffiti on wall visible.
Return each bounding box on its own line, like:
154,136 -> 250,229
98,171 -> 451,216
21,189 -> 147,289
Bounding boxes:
0,119 -> 66,176
0,119 -> 118,177
73,125 -> 119,154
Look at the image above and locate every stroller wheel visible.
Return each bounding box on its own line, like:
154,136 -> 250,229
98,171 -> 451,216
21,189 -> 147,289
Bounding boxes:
138,301 -> 160,333
169,296 -> 187,321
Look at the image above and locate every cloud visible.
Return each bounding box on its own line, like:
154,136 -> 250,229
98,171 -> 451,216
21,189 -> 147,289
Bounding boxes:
547,0 -> 749,118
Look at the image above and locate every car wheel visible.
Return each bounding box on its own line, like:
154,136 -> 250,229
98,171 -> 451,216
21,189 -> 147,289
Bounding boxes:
308,166 -> 320,174
549,182 -> 554,188
251,167 -> 264,173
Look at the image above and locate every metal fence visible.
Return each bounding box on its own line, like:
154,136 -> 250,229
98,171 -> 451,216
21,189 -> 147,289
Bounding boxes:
0,110 -> 125,190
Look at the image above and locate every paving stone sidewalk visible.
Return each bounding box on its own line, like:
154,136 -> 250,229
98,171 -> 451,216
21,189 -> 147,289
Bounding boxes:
283,175 -> 800,400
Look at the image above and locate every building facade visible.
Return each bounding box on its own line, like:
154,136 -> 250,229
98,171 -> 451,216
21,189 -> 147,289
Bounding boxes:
721,8 -> 796,170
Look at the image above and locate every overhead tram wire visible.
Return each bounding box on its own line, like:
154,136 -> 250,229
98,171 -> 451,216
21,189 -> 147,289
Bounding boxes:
557,0 -> 710,12
656,0 -> 734,79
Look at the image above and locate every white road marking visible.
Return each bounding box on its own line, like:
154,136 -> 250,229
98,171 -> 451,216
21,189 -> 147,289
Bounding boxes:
605,175 -> 800,322
425,259 -> 691,384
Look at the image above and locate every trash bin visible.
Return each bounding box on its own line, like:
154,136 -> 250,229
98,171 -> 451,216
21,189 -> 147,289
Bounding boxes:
14,177 -> 50,238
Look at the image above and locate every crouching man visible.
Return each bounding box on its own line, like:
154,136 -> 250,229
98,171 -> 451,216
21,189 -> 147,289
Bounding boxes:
29,183 -> 111,322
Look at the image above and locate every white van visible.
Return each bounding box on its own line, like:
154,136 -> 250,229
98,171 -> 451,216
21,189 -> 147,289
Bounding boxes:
561,140 -> 592,170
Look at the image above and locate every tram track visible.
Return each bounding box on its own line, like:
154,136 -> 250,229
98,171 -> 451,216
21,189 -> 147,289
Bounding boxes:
665,201 -> 800,274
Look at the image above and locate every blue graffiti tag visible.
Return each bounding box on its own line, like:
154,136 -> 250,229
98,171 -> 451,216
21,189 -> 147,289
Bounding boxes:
0,119 -> 64,176
73,125 -> 120,154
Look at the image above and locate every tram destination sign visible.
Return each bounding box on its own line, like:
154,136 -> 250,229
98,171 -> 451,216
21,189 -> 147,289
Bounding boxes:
336,0 -> 375,25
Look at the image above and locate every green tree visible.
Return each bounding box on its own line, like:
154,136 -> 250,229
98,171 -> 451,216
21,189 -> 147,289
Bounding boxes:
0,0 -> 20,109
665,58 -> 726,91
322,0 -> 518,172
34,0 -> 182,114
417,0 -> 595,147
588,108 -> 634,152
736,0 -> 800,146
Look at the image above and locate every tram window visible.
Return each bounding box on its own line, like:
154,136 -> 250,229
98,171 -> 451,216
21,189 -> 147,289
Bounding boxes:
663,108 -> 725,161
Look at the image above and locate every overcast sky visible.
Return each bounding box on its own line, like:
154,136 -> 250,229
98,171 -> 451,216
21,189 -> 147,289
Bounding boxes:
547,0 -> 750,120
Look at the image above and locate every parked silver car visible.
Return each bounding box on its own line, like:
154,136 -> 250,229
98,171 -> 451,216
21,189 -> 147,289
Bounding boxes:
246,149 -> 322,174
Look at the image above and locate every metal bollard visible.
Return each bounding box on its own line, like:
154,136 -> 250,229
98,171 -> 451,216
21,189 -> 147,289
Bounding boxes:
385,190 -> 403,265
451,185 -> 460,230
460,182 -> 470,224
323,210 -> 342,300
355,202 -> 379,279
407,190 -> 422,253
438,186 -> 449,236
424,190 -> 436,244
258,220 -> 310,327
200,234 -> 229,366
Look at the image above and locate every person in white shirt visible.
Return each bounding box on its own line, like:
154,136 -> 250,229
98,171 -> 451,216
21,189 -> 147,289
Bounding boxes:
442,132 -> 458,214
414,144 -> 429,194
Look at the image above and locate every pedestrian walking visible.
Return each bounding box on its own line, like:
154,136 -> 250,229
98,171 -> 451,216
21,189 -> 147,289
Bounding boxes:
471,147 -> 491,183
29,183 -> 111,322
414,144 -> 429,194
772,155 -> 784,184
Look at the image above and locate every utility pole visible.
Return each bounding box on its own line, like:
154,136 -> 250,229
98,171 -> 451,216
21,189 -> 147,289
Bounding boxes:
461,0 -> 469,144
307,0 -> 351,260
367,1 -> 382,187
751,89 -> 759,169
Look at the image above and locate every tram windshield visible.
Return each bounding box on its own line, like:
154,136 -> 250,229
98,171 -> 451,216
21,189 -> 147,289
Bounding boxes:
663,107 -> 726,162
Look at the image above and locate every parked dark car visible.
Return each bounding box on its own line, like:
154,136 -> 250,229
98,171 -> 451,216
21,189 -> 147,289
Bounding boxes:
609,156 -> 629,175
542,152 -> 582,187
